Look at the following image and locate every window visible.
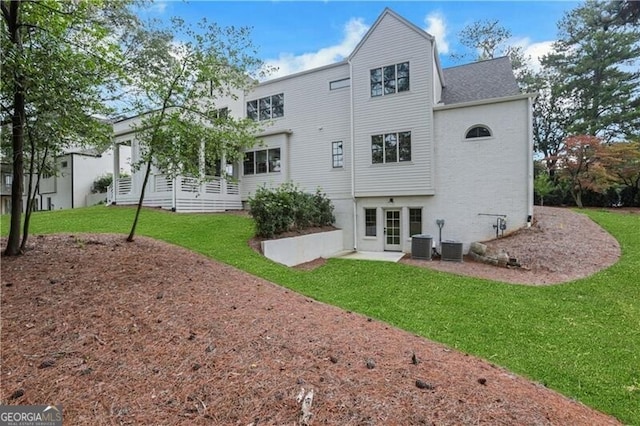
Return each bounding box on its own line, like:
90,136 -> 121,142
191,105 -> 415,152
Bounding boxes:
371,62 -> 409,97
409,208 -> 422,236
371,131 -> 411,164
215,107 -> 228,119
247,93 -> 284,121
365,208 -> 377,237
332,141 -> 343,168
330,78 -> 350,90
243,148 -> 281,175
466,125 -> 492,139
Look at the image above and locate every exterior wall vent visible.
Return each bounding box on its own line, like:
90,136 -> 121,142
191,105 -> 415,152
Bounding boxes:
441,240 -> 463,262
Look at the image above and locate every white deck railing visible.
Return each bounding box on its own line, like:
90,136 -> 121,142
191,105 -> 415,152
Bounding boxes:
155,175 -> 173,192
117,177 -> 132,195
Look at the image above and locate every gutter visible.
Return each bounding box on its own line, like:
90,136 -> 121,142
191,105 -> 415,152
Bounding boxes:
433,92 -> 536,111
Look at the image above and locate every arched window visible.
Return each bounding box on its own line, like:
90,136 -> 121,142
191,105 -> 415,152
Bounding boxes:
465,125 -> 492,139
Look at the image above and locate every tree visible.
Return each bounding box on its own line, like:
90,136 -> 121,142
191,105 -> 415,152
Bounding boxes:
1,0 -> 135,255
552,135 -> 609,208
541,0 -> 640,142
123,18 -> 266,242
530,68 -> 571,177
534,171 -> 555,206
451,19 -> 532,86
599,140 -> 640,206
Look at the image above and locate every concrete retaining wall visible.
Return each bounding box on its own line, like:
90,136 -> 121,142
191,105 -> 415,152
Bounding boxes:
261,230 -> 344,267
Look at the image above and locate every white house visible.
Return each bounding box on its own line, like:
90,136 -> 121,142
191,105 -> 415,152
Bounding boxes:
110,8 -> 535,254
30,146 -> 131,211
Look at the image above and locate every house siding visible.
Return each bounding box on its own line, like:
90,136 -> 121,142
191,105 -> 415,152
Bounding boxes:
351,12 -> 435,197
241,63 -> 352,201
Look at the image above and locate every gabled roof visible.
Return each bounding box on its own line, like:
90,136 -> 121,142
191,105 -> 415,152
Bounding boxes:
440,56 -> 520,105
348,7 -> 435,61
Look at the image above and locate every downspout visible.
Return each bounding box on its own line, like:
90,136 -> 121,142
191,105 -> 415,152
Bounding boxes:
70,154 -> 74,209
349,59 -> 357,251
527,95 -> 534,226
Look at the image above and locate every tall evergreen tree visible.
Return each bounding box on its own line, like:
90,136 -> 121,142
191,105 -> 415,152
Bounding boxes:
542,0 -> 640,142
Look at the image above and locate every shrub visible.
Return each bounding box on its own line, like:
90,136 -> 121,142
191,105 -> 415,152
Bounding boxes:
91,174 -> 113,194
248,183 -> 335,238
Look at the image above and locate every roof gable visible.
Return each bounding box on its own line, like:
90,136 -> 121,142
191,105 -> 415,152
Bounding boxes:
348,7 -> 434,61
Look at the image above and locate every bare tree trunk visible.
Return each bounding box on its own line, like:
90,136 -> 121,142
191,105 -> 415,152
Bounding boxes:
20,142 -> 48,251
127,156 -> 153,242
4,0 -> 26,256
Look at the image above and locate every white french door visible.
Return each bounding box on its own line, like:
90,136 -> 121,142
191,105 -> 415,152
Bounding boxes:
384,209 -> 401,251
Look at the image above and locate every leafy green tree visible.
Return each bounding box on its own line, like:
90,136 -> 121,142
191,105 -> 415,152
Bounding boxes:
534,171 -> 556,206
541,0 -> 640,142
1,0 -> 135,255
123,18 -> 266,242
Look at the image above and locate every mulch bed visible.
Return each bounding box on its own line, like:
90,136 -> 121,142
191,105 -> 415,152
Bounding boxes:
0,231 -> 621,425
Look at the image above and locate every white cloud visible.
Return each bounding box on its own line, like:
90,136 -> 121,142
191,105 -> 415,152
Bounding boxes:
424,11 -> 449,54
512,37 -> 555,71
262,17 -> 369,79
149,0 -> 168,14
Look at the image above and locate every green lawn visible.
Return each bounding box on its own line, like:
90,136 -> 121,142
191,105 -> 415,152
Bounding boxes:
2,206 -> 639,424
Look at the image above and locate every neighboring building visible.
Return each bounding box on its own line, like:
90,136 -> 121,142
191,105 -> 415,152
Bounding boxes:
28,146 -> 131,211
111,8 -> 535,253
1,162 -> 12,215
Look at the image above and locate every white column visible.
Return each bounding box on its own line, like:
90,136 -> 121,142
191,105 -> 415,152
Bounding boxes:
112,142 -> 119,204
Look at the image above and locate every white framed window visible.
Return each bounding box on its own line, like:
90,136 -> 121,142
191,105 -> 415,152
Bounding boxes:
332,141 -> 343,168
465,125 -> 492,139
247,93 -> 284,121
365,208 -> 377,237
243,148 -> 281,175
371,131 -> 411,164
409,208 -> 422,236
370,62 -> 409,97
330,78 -> 350,90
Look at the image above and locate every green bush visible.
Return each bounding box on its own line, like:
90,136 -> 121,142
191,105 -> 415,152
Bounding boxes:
91,174 -> 113,194
248,183 -> 335,238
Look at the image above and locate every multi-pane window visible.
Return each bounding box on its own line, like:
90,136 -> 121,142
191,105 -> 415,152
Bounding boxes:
247,93 -> 284,121
332,141 -> 343,168
243,148 -> 281,175
466,125 -> 492,139
215,107 -> 229,119
371,131 -> 411,164
409,208 -> 422,236
370,62 -> 409,97
365,208 -> 377,237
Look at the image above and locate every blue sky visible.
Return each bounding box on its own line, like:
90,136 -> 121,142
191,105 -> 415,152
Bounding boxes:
142,1 -> 581,78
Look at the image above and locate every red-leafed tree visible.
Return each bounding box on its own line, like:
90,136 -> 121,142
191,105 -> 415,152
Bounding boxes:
551,135 -> 609,208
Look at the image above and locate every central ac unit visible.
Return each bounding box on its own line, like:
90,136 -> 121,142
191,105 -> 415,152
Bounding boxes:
441,240 -> 463,262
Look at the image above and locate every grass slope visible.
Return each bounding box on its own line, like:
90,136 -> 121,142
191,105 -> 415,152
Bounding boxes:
2,206 -> 639,423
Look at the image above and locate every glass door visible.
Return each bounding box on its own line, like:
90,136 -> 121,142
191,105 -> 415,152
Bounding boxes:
384,209 -> 401,251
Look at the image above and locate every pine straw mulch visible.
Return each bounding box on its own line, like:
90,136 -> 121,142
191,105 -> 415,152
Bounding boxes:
0,224 -> 623,425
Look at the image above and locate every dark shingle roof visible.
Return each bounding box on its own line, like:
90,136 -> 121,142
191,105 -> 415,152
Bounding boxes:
440,56 -> 520,105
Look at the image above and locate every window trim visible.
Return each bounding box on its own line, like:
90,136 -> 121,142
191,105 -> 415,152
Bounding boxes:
246,93 -> 284,121
329,78 -> 350,90
364,208 -> 377,237
371,131 -> 411,164
465,125 -> 493,139
409,208 -> 422,237
243,148 -> 281,175
370,61 -> 410,97
331,141 -> 344,168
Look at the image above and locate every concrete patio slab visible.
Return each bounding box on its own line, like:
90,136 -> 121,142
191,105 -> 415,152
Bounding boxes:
331,251 -> 405,263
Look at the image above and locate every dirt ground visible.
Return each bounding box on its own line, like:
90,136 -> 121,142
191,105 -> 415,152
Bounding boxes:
0,207 -> 625,425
